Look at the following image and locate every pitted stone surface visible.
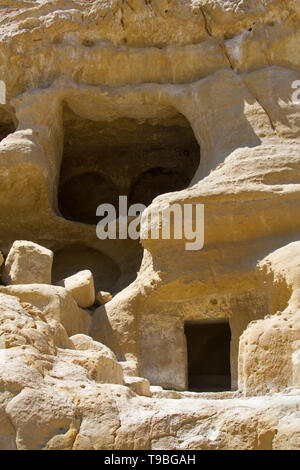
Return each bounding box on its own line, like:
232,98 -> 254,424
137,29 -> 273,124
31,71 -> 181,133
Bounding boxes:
0,0 -> 300,450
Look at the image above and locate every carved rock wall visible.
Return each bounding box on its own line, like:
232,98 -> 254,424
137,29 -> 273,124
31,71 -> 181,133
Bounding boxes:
0,0 -> 300,449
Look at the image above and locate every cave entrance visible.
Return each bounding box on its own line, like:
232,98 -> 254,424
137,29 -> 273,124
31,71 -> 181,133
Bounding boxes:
185,320 -> 231,392
57,103 -> 200,294
58,105 -> 200,224
0,107 -> 17,143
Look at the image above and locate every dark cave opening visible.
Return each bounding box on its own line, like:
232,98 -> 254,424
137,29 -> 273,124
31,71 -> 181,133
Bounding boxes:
0,107 -> 16,143
129,166 -> 191,207
59,172 -> 119,225
58,106 -> 200,225
185,320 -> 231,392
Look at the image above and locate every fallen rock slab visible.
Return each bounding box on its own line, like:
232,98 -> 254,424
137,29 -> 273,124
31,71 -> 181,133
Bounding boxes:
58,270 -> 95,308
124,376 -> 152,397
2,241 -> 53,285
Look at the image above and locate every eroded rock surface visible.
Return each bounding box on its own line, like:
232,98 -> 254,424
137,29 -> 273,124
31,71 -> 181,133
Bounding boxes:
2,241 -> 53,285
0,291 -> 299,450
0,284 -> 91,337
0,0 -> 300,450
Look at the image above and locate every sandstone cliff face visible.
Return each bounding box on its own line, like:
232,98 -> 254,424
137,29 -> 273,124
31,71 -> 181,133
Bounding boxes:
0,0 -> 300,449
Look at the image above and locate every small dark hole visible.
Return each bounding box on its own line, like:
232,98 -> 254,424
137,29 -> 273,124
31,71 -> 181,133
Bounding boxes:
82,39 -> 95,48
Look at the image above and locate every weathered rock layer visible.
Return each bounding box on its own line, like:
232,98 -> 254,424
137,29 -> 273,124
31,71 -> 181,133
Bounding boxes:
0,0 -> 300,449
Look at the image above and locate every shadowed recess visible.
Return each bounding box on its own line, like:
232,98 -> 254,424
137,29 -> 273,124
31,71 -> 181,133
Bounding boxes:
58,172 -> 119,225
58,105 -> 200,224
185,320 -> 231,392
0,107 -> 16,142
52,244 -> 121,293
129,167 -> 191,206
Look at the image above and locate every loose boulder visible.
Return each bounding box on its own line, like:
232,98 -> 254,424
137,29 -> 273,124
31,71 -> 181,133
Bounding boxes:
2,241 -> 53,285
95,290 -> 112,305
58,270 -> 95,308
124,376 -> 152,397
